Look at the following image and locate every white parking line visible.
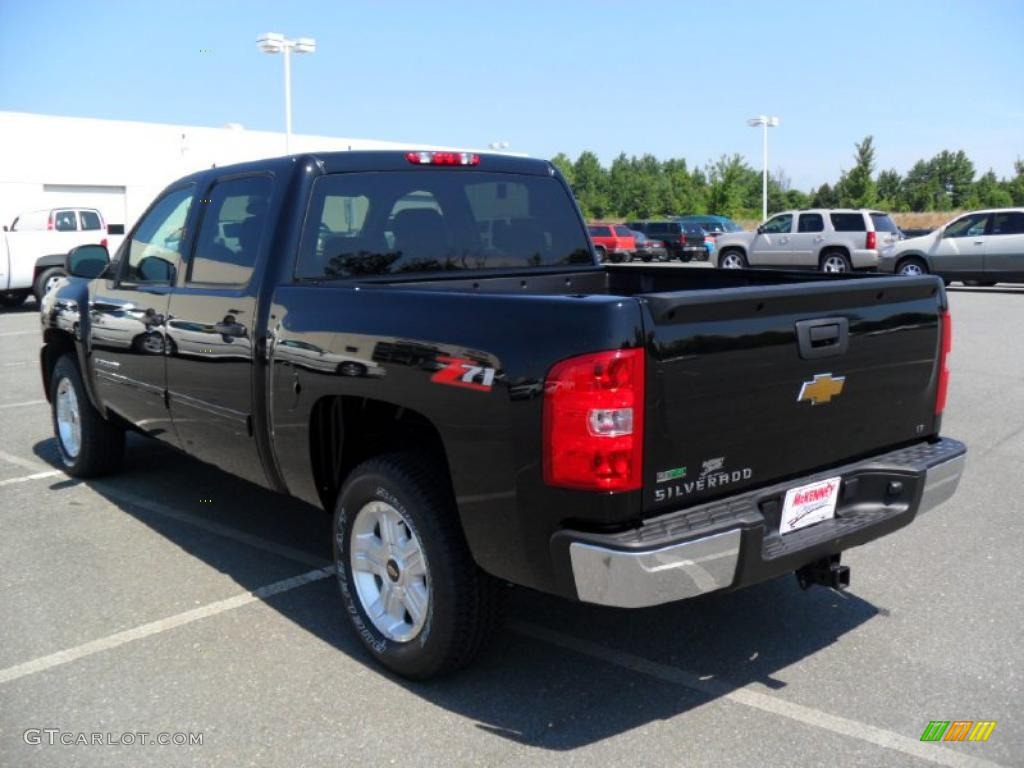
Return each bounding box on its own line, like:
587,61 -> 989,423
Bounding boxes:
1,361 -> 36,368
0,330 -> 39,337
0,470 -> 62,488
96,483 -> 330,568
0,448 -> 49,472
0,399 -> 47,410
0,566 -> 334,685
510,622 -> 1007,768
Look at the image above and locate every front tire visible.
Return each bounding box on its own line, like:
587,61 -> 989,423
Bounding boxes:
896,257 -> 928,277
34,267 -> 67,302
49,355 -> 125,477
333,454 -> 503,679
718,249 -> 747,269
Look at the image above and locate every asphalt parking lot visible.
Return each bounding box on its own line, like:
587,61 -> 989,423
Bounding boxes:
0,276 -> 1021,768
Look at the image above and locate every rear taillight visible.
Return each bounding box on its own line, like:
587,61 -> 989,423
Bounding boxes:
405,151 -> 480,166
866,231 -> 877,250
935,309 -> 952,415
47,212 -> 54,230
100,237 -> 108,249
543,348 -> 644,492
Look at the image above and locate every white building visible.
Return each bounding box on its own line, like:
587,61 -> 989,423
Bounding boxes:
0,111 -> 475,233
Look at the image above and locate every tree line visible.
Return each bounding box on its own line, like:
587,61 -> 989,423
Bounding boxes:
550,137 -> 1024,221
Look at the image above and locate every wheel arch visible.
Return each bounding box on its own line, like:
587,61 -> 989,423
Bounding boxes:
894,251 -> 930,272
717,245 -> 747,265
34,253 -> 67,279
818,244 -> 851,265
308,395 -> 454,514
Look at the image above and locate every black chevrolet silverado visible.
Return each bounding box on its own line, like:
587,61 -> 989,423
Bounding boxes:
39,151 -> 966,679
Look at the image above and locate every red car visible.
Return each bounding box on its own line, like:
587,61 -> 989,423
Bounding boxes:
588,223 -> 636,263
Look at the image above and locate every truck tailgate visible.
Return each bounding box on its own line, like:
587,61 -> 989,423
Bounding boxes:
640,276 -> 944,512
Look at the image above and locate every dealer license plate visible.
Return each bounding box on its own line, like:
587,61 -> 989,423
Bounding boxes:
779,476 -> 842,534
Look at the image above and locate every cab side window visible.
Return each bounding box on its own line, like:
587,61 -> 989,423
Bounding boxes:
761,214 -> 793,234
798,213 -> 824,233
944,213 -> 989,238
990,211 -> 1024,235
189,176 -> 272,286
122,186 -> 194,284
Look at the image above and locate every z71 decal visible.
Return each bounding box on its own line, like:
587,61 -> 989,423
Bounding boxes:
431,356 -> 497,392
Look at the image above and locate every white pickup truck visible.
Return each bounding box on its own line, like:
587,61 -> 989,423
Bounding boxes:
0,207 -> 114,307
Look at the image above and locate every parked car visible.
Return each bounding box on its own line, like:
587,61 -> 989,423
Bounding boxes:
626,220 -> 705,261
0,207 -> 111,306
587,223 -> 635,263
714,209 -> 901,272
676,214 -> 744,237
879,208 -> 1024,285
41,150 -> 964,680
629,229 -> 668,262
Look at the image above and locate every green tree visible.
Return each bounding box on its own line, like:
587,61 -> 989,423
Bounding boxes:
812,183 -> 839,208
876,169 -> 903,210
550,153 -> 575,187
572,151 -> 611,219
969,169 -> 1013,208
930,150 -> 975,208
834,136 -> 877,208
705,154 -> 755,217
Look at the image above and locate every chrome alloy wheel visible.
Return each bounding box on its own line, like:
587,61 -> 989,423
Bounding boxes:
720,252 -> 745,269
822,254 -> 850,273
44,273 -> 64,295
349,500 -> 430,642
899,262 -> 924,276
55,377 -> 82,459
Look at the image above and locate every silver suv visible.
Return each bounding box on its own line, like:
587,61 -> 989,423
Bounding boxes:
715,209 -> 901,272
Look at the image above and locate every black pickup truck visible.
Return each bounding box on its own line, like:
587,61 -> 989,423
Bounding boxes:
40,151 -> 966,679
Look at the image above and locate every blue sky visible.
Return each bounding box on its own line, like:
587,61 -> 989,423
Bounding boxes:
2,0 -> 1022,190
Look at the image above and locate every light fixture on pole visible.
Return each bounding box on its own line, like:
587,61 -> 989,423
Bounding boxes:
257,33 -> 316,154
747,115 -> 779,222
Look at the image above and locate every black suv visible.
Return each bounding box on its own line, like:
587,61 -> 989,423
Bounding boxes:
627,220 -> 706,261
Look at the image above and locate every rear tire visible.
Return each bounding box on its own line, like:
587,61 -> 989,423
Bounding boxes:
820,251 -> 852,273
34,267 -> 67,302
0,291 -> 29,308
718,249 -> 747,269
49,355 -> 125,477
896,257 -> 928,277
333,453 -> 504,679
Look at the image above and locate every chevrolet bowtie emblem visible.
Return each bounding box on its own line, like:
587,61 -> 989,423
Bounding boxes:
797,373 -> 846,405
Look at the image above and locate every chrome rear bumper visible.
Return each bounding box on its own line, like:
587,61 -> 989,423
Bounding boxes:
563,439 -> 966,609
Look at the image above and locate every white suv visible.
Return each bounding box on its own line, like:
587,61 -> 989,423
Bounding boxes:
715,209 -> 901,272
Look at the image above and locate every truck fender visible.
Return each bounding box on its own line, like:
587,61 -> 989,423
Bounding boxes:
34,253 -> 68,277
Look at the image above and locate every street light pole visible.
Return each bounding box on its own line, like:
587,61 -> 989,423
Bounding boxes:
258,33 -> 316,155
747,115 -> 779,222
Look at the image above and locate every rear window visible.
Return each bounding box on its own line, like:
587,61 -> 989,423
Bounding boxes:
588,225 -> 612,237
991,211 -> 1024,235
296,171 -> 591,278
613,225 -> 633,237
683,224 -> 704,235
869,213 -> 899,233
830,213 -> 866,232
53,210 -> 77,231
79,210 -> 103,230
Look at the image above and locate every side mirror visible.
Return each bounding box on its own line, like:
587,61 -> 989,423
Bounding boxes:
66,244 -> 110,279
756,225 -> 765,235
2,225 -> 7,232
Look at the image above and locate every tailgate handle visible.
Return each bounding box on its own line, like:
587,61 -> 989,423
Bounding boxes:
796,318 -> 849,360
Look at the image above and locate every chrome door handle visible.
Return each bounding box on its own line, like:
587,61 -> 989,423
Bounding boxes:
973,240 -> 984,245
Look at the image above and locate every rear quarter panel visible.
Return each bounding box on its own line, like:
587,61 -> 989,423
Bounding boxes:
267,283 -> 646,591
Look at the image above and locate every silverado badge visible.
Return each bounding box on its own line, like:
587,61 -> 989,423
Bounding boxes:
797,373 -> 846,405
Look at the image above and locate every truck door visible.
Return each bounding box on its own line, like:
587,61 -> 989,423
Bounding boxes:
983,210 -> 1024,281
791,212 -> 825,267
89,184 -> 195,445
165,174 -> 272,487
931,212 -> 989,278
750,213 -> 794,266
